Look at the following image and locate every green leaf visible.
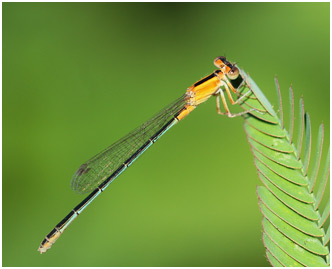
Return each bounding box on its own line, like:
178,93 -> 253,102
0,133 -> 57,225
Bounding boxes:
296,98 -> 305,158
240,102 -> 278,124
258,173 -> 318,220
252,149 -> 307,185
244,122 -> 293,153
249,137 -> 302,169
323,226 -> 330,246
319,198 -> 330,228
238,90 -> 266,112
257,186 -> 323,237
266,250 -> 284,267
260,201 -> 327,255
302,113 -> 311,175
241,70 -> 276,116
309,124 -> 324,191
263,231 -> 303,266
275,77 -> 284,128
288,86 -> 295,143
263,217 -> 328,266
255,159 -> 313,203
314,147 -> 330,210
246,116 -> 285,138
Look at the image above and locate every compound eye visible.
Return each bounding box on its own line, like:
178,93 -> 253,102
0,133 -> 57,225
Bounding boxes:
227,66 -> 239,80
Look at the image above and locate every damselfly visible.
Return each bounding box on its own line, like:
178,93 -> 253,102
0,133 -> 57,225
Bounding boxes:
38,56 -> 254,254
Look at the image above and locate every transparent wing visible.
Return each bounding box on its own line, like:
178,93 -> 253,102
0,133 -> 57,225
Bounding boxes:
71,94 -> 187,194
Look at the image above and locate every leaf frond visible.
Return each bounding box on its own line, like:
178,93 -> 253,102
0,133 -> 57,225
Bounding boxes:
239,71 -> 330,266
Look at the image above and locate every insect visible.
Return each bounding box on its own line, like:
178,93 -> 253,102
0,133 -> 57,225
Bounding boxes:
38,56 -> 254,253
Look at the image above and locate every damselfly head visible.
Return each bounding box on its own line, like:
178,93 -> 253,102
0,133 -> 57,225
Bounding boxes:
214,56 -> 228,68
214,56 -> 240,80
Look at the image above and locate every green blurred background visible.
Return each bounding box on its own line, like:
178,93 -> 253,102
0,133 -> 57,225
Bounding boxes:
3,2 -> 329,267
